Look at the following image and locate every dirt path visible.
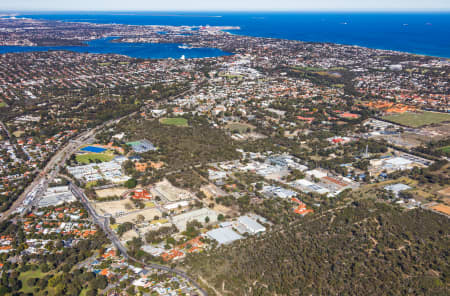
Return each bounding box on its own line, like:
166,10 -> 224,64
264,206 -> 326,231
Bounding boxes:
198,275 -> 223,296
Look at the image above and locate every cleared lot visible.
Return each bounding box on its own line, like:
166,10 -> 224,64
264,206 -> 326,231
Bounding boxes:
93,199 -> 135,216
95,187 -> 129,198
116,208 -> 162,224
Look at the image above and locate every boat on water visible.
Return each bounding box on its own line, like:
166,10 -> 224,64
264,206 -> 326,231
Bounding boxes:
178,45 -> 194,49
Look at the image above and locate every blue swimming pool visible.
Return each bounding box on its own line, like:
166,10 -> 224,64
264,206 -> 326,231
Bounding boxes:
81,146 -> 107,153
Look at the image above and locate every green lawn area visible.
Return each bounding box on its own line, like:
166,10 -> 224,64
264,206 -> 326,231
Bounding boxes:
292,66 -> 326,72
330,67 -> 347,71
85,181 -> 98,189
363,176 -> 418,189
145,201 -> 155,208
19,269 -> 45,293
383,111 -> 450,128
0,101 -> 6,108
159,117 -> 189,127
332,84 -> 345,88
438,146 -> 450,155
151,218 -> 169,224
76,152 -> 115,164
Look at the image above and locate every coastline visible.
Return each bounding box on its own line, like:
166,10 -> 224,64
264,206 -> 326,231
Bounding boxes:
1,12 -> 449,59
222,30 -> 450,59
0,36 -> 233,59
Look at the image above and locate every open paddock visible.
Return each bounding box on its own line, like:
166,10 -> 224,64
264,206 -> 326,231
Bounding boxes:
120,229 -> 139,242
115,208 -> 162,224
152,179 -> 194,202
93,199 -> 135,216
95,187 -> 129,198
383,111 -> 450,128
418,123 -> 450,140
138,220 -> 171,233
437,187 -> 450,197
225,122 -> 255,133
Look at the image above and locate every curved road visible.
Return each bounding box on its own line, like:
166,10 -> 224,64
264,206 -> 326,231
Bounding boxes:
69,183 -> 208,296
2,85 -> 209,290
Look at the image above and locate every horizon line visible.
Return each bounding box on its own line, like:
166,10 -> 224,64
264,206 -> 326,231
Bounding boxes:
2,9 -> 450,13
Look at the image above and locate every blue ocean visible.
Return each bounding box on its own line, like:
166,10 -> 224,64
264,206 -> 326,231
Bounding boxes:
2,12 -> 450,58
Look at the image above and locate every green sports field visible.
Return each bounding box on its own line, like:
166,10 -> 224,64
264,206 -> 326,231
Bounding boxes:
382,111 -> 450,128
76,152 -> 114,164
159,117 -> 188,126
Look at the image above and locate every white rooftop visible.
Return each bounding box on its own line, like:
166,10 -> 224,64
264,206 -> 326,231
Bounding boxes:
206,227 -> 243,245
385,157 -> 413,166
237,216 -> 266,234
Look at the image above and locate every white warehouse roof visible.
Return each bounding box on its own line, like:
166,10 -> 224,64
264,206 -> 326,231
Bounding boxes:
206,227 -> 243,245
385,157 -> 413,166
237,216 -> 266,234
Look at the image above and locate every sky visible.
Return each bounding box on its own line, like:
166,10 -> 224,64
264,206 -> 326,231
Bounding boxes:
1,0 -> 450,11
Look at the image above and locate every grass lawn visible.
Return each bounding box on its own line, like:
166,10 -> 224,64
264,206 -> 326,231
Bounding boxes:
151,218 -> 169,224
330,67 -> 347,71
159,117 -> 188,127
410,189 -> 434,199
332,84 -> 345,88
383,111 -> 450,128
85,181 -> 98,189
76,152 -> 115,164
0,101 -> 6,108
225,74 -> 243,79
19,269 -> 45,293
364,176 -> 418,189
438,146 -> 450,155
145,201 -> 155,208
292,66 -> 326,72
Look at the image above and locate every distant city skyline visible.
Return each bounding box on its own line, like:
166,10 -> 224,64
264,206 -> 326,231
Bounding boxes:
1,0 -> 450,12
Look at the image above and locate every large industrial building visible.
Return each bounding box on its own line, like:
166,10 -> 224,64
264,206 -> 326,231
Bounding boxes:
38,186 -> 76,208
206,227 -> 243,245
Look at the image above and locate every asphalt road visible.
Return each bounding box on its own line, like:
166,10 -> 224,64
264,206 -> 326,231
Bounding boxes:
0,128 -> 96,221
0,120 -> 12,139
0,112 -> 139,221
2,86 -> 208,288
69,183 -> 208,296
